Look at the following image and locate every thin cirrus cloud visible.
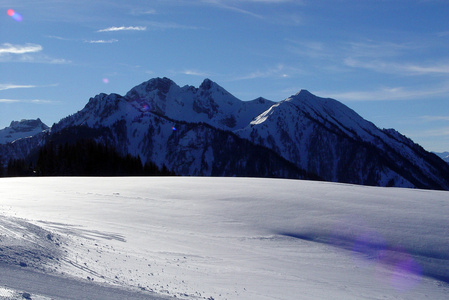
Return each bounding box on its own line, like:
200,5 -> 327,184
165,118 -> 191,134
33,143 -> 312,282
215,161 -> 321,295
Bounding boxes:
84,39 -> 119,44
344,58 -> 449,76
0,43 -> 70,64
202,0 -> 264,18
232,64 -> 292,81
413,127 -> 449,138
179,69 -> 212,77
321,84 -> 449,102
0,43 -> 42,55
420,115 -> 449,122
202,0 -> 303,20
0,84 -> 36,91
130,9 -> 156,16
0,83 -> 59,91
0,98 -> 56,104
287,39 -> 449,77
97,26 -> 147,32
97,22 -> 200,32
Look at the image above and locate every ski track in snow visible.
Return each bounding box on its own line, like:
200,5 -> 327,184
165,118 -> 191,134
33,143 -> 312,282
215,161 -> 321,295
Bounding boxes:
0,177 -> 449,299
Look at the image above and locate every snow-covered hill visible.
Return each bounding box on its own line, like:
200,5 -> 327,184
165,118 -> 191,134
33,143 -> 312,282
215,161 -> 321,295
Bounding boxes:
1,177 -> 448,299
0,118 -> 48,144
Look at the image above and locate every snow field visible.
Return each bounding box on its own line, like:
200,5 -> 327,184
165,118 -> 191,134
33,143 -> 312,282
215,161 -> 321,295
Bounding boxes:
1,177 -> 449,299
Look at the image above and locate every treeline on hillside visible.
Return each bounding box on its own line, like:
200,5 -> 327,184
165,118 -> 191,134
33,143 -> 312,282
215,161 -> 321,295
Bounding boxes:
1,139 -> 173,177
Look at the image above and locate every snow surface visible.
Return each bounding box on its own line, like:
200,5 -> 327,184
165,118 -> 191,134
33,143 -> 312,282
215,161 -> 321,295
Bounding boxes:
1,177 -> 448,299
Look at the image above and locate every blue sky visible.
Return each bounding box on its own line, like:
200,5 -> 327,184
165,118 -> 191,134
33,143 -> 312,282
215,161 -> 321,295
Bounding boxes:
1,0 -> 448,152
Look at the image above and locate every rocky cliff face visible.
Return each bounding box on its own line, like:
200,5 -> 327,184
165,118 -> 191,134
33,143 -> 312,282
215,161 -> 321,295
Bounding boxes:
2,78 -> 449,189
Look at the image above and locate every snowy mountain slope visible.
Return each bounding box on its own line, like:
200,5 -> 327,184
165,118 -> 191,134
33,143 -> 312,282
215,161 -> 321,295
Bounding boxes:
236,90 -> 449,190
1,177 -> 449,299
0,119 -> 49,144
48,87 -> 311,178
1,78 -> 448,189
50,116 -> 311,179
0,131 -> 48,167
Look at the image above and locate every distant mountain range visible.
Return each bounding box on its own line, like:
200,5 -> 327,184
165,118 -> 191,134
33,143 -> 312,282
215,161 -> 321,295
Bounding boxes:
1,77 -> 449,190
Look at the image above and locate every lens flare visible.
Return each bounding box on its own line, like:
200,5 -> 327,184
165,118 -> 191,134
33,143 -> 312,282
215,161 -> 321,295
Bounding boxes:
390,255 -> 422,291
7,9 -> 22,22
141,104 -> 150,112
102,78 -> 109,84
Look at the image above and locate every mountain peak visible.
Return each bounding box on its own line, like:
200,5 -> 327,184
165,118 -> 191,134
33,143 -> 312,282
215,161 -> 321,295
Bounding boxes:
298,89 -> 312,95
0,118 -> 49,144
290,89 -> 315,101
8,118 -> 47,130
199,78 -> 214,90
144,77 -> 176,93
199,78 -> 232,95
125,77 -> 180,104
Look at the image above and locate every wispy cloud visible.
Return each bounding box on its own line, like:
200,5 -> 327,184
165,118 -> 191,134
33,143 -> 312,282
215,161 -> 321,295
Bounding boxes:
0,99 -> 19,103
287,39 -> 449,77
145,21 -> 201,30
420,115 -> 449,122
0,84 -> 36,91
84,39 -> 119,44
0,43 -> 42,55
413,127 -> 449,138
340,40 -> 449,76
0,54 -> 70,64
0,98 -> 57,104
344,58 -> 449,76
202,0 -> 303,24
202,0 -> 264,18
233,64 -> 296,80
45,35 -> 75,41
97,26 -> 147,32
345,41 -> 412,59
130,9 -> 156,16
286,39 -> 330,59
320,83 -> 449,102
247,0 -> 294,2
0,83 -> 58,91
0,43 -> 70,64
211,0 -> 296,4
179,69 -> 212,77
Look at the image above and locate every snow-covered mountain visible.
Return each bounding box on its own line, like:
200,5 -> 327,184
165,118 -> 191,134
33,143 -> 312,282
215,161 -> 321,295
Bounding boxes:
1,77 -> 449,189
124,77 -> 274,130
48,78 -> 305,178
0,118 -> 49,144
236,90 -> 449,189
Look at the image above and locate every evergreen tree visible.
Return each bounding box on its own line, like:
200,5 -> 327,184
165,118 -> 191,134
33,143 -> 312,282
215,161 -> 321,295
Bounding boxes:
32,138 -> 173,177
0,157 -> 4,177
